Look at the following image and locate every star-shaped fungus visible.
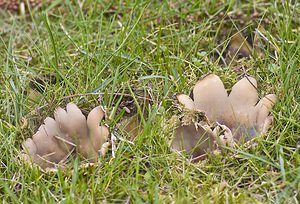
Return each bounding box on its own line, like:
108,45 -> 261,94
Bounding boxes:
172,74 -> 277,160
22,103 -> 109,169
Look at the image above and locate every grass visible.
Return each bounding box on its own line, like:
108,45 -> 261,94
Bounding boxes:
0,0 -> 300,203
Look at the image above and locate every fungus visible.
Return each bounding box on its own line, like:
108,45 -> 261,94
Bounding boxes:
172,74 -> 277,160
22,103 -> 110,170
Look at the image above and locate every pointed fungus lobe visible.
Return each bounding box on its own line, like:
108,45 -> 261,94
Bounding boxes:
193,74 -> 230,122
176,94 -> 196,110
87,106 -> 109,155
22,103 -> 110,169
173,74 -> 277,159
229,77 -> 258,107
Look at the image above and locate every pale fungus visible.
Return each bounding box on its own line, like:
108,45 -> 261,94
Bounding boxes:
172,74 -> 277,160
22,103 -> 110,170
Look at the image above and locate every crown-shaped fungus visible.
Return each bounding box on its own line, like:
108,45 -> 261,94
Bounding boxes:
22,103 -> 109,169
172,74 -> 277,160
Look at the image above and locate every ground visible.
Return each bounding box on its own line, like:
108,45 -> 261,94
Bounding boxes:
0,0 -> 300,203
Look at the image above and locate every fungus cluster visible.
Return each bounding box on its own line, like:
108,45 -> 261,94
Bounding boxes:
22,74 -> 277,169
